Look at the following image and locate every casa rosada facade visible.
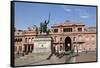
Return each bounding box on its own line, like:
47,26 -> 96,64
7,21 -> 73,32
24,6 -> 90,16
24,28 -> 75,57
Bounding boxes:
14,20 -> 96,55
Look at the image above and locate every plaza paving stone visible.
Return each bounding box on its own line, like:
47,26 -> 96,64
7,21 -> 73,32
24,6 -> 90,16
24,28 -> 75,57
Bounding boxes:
15,52 -> 97,66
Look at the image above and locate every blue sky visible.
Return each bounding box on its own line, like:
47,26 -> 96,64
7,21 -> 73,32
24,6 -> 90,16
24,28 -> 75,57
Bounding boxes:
15,2 -> 97,30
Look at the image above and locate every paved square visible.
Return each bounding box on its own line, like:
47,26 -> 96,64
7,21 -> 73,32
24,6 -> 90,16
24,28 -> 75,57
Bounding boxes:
15,52 -> 97,66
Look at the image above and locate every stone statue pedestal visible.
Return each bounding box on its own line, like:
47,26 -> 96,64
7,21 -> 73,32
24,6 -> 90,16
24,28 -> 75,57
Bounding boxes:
33,35 -> 52,55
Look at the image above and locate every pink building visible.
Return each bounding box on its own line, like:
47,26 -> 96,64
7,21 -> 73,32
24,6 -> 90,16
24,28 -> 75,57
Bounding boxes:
50,20 -> 96,53
15,20 -> 96,55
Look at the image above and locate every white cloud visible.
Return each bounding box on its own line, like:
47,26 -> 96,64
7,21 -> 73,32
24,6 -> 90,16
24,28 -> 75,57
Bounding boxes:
80,15 -> 90,19
77,9 -> 90,19
60,5 -> 72,12
65,9 -> 71,12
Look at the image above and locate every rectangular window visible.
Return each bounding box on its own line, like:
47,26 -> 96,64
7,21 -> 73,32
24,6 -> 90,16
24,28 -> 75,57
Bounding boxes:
73,37 -> 76,41
54,29 -> 58,33
78,28 -> 82,32
63,28 -> 72,32
19,46 -> 22,51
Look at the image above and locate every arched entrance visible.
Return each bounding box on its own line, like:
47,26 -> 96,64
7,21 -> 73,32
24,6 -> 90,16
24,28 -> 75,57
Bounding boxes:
65,37 -> 72,51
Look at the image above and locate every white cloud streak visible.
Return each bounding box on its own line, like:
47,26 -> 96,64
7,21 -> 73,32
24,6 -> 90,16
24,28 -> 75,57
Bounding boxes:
77,8 -> 90,19
60,5 -> 72,12
80,15 -> 90,19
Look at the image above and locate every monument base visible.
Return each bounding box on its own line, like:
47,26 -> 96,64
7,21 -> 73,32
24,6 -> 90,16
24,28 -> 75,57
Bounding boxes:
33,35 -> 52,55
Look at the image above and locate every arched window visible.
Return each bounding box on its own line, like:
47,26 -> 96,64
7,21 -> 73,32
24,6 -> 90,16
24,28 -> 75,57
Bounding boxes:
16,39 -> 18,43
19,38 -> 22,42
54,29 -> 58,33
79,35 -> 82,41
32,37 -> 34,43
78,28 -> 82,32
73,37 -> 76,41
60,37 -> 62,41
19,46 -> 22,51
25,38 -> 27,42
29,38 -> 31,43
18,38 -> 20,42
15,46 -> 17,51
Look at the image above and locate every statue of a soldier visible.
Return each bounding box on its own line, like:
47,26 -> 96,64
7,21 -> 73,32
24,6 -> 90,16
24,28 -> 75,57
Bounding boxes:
40,14 -> 50,35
